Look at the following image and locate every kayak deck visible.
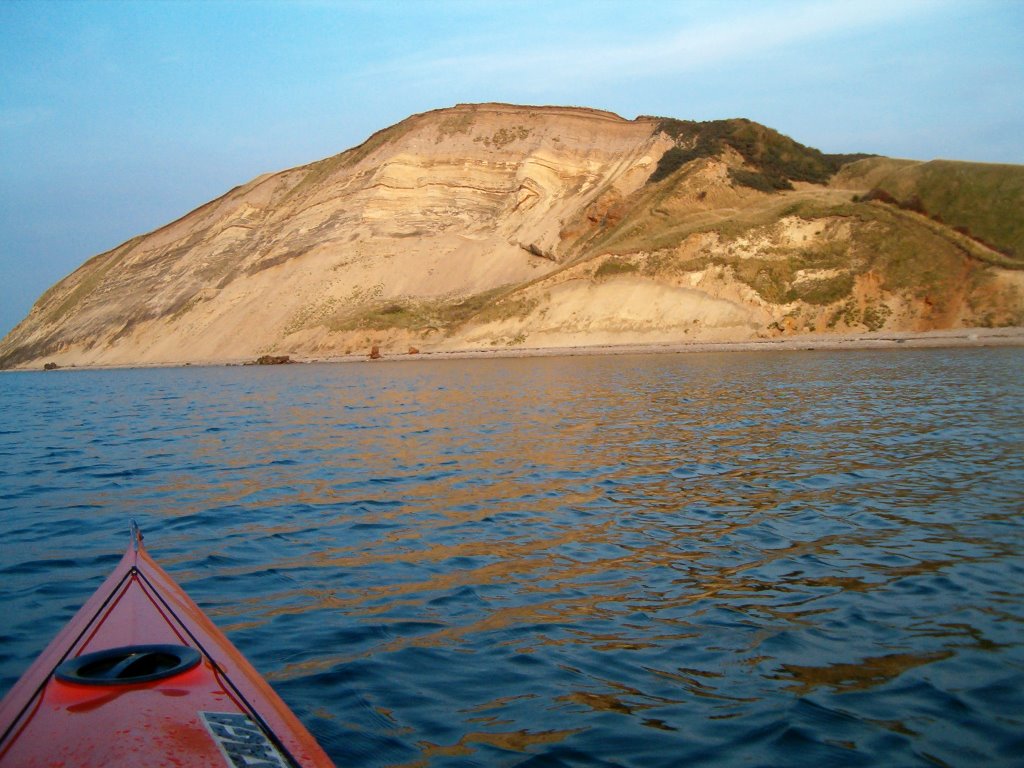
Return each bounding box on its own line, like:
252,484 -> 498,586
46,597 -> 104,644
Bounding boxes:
0,525 -> 333,767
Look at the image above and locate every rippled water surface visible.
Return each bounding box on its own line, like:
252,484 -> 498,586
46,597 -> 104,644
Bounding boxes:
1,349 -> 1023,766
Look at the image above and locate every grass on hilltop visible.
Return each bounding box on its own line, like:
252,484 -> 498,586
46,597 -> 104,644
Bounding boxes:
861,160 -> 1024,263
648,117 -> 872,189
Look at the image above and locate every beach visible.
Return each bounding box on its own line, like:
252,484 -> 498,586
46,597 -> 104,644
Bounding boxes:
306,326 -> 1024,365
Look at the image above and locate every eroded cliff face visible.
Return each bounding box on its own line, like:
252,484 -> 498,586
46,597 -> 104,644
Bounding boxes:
1,103 -> 1021,368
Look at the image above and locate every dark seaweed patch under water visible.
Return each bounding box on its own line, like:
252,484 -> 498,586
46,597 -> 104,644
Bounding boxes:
1,348 -> 1022,766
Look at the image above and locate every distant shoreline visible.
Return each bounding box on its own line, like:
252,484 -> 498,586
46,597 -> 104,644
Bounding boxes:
5,327 -> 1023,372
330,326 -> 1024,364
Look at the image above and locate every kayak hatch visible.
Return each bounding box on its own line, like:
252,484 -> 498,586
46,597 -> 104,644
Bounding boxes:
0,523 -> 334,767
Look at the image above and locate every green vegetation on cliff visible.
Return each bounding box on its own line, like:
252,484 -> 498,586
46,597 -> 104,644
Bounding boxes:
318,287 -> 539,336
648,117 -> 872,189
860,160 -> 1024,262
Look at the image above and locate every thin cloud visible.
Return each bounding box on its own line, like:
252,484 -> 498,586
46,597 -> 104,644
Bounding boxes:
361,0 -> 945,95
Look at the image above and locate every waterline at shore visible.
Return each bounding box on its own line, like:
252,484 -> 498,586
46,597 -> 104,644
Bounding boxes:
311,327 -> 1024,364
8,327 -> 1023,371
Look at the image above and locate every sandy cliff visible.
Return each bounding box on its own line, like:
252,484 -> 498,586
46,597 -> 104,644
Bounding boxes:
2,103 -> 1022,368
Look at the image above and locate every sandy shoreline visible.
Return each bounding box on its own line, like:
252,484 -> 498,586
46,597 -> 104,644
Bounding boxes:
5,327 -> 1022,372
329,327 -> 1024,364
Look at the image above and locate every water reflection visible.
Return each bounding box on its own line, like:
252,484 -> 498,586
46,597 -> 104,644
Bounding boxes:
775,651 -> 956,695
1,349 -> 1022,766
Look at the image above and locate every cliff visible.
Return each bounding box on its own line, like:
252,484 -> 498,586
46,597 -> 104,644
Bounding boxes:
2,103 -> 1022,368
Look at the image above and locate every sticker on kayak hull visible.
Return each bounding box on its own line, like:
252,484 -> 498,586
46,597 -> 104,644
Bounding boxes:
201,711 -> 290,768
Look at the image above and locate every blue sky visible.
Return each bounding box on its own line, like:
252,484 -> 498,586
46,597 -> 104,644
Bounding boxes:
1,0 -> 1022,338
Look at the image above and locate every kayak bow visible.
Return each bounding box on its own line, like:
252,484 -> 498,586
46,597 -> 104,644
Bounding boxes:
0,523 -> 334,767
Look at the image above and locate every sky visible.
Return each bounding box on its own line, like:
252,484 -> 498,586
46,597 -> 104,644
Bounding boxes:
1,0 -> 1022,338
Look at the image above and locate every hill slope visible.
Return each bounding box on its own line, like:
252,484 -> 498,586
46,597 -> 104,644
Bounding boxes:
2,103 -> 1022,368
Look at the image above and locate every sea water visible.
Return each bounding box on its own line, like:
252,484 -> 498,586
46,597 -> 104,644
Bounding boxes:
1,348 -> 1022,766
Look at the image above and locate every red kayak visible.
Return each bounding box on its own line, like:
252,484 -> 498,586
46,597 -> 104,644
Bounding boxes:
0,523 -> 334,767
